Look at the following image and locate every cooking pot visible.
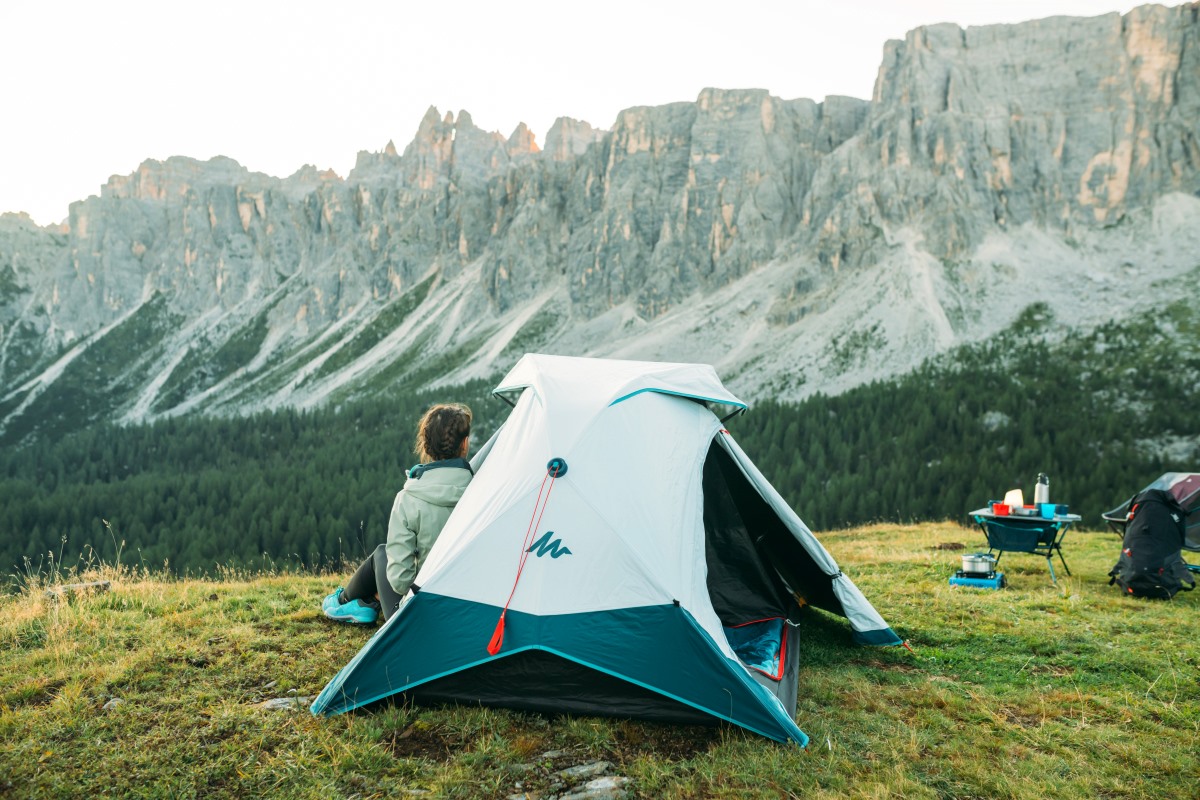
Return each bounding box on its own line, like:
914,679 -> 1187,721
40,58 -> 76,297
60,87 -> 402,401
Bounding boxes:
962,553 -> 997,574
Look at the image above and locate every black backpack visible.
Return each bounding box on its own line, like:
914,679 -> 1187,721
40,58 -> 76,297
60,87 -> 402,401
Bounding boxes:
1109,489 -> 1196,599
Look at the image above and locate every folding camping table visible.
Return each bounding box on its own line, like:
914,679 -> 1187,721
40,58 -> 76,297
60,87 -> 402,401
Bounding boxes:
968,508 -> 1081,584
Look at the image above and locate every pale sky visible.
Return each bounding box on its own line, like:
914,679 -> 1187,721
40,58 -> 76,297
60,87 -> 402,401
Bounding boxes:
1,0 -> 1141,226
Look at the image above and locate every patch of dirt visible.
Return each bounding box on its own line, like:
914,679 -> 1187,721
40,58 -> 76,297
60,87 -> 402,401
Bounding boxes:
607,722 -> 723,764
383,724 -> 468,761
998,707 -> 1045,728
935,542 -> 966,551
166,654 -> 212,669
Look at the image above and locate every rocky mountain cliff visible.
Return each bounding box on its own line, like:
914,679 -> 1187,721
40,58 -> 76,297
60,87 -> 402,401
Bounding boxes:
2,3 -> 1199,443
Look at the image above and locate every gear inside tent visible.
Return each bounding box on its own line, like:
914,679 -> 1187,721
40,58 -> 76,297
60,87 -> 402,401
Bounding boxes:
312,354 -> 901,744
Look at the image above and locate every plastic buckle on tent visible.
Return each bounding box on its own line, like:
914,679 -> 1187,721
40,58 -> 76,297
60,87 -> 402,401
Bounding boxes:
547,458 -> 568,477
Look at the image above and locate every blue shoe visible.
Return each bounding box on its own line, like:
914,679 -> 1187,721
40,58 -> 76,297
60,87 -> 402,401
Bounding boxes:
321,587 -> 345,615
321,587 -> 379,624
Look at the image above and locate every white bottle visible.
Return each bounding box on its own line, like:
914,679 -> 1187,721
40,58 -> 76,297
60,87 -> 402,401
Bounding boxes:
1034,473 -> 1050,505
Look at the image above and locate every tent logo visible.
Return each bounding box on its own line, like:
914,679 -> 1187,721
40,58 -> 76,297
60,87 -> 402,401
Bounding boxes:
527,531 -> 573,559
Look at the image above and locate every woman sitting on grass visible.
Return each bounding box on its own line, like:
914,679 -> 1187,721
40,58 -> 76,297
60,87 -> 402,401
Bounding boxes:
322,402 -> 473,624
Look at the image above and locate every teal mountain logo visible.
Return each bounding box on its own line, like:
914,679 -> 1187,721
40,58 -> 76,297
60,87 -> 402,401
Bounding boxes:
527,531 -> 572,559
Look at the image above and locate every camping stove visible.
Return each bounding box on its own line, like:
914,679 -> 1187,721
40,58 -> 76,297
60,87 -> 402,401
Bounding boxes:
948,569 -> 1007,589
948,552 -> 1006,589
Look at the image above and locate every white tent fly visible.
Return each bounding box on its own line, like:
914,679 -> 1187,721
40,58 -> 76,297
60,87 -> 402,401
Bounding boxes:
312,354 -> 900,744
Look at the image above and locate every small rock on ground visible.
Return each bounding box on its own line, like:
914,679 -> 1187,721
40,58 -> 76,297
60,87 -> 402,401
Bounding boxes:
258,696 -> 313,710
557,761 -> 611,781
558,776 -> 632,800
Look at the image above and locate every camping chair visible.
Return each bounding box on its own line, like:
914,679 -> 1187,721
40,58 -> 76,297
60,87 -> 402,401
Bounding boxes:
971,513 -> 1073,583
1104,472 -> 1200,574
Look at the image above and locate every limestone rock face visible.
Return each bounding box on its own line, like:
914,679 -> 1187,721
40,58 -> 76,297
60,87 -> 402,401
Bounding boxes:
1,3 -> 1198,441
811,5 -> 1200,270
544,117 -> 604,161
552,89 -> 870,317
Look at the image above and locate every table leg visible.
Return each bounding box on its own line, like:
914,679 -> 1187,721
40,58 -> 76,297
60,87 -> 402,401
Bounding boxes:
1055,546 -> 1071,577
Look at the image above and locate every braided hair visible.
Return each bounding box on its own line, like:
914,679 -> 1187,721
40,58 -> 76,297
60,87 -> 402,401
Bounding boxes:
414,403 -> 473,463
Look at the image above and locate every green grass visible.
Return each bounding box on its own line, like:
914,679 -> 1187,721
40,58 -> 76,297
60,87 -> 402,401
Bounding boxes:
2,524 -> 1197,798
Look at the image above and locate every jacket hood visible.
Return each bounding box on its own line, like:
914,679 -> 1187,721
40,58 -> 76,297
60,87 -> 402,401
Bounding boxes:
403,459 -> 473,507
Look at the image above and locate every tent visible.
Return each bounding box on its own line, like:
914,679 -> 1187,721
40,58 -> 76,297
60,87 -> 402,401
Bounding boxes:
1103,472 -> 1200,551
311,354 -> 901,744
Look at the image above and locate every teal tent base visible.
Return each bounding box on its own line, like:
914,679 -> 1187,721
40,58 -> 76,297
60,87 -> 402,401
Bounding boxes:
312,593 -> 809,746
852,626 -> 905,645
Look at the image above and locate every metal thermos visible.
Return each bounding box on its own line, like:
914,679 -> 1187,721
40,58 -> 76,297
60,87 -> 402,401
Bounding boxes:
1034,473 -> 1050,505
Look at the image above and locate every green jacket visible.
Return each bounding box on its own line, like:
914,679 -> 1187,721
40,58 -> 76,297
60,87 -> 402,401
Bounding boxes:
385,458 -> 473,596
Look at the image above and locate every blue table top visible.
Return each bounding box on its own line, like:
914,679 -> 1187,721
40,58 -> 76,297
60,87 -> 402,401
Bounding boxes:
969,508 -> 1082,523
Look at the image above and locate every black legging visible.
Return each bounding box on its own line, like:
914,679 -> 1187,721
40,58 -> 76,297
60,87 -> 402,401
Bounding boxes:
342,544 -> 405,621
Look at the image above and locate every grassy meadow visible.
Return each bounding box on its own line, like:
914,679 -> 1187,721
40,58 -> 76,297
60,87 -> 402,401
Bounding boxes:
1,522 -> 1197,799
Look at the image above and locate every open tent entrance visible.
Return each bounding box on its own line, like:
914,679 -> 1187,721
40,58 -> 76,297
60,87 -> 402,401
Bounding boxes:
702,439 -> 837,715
